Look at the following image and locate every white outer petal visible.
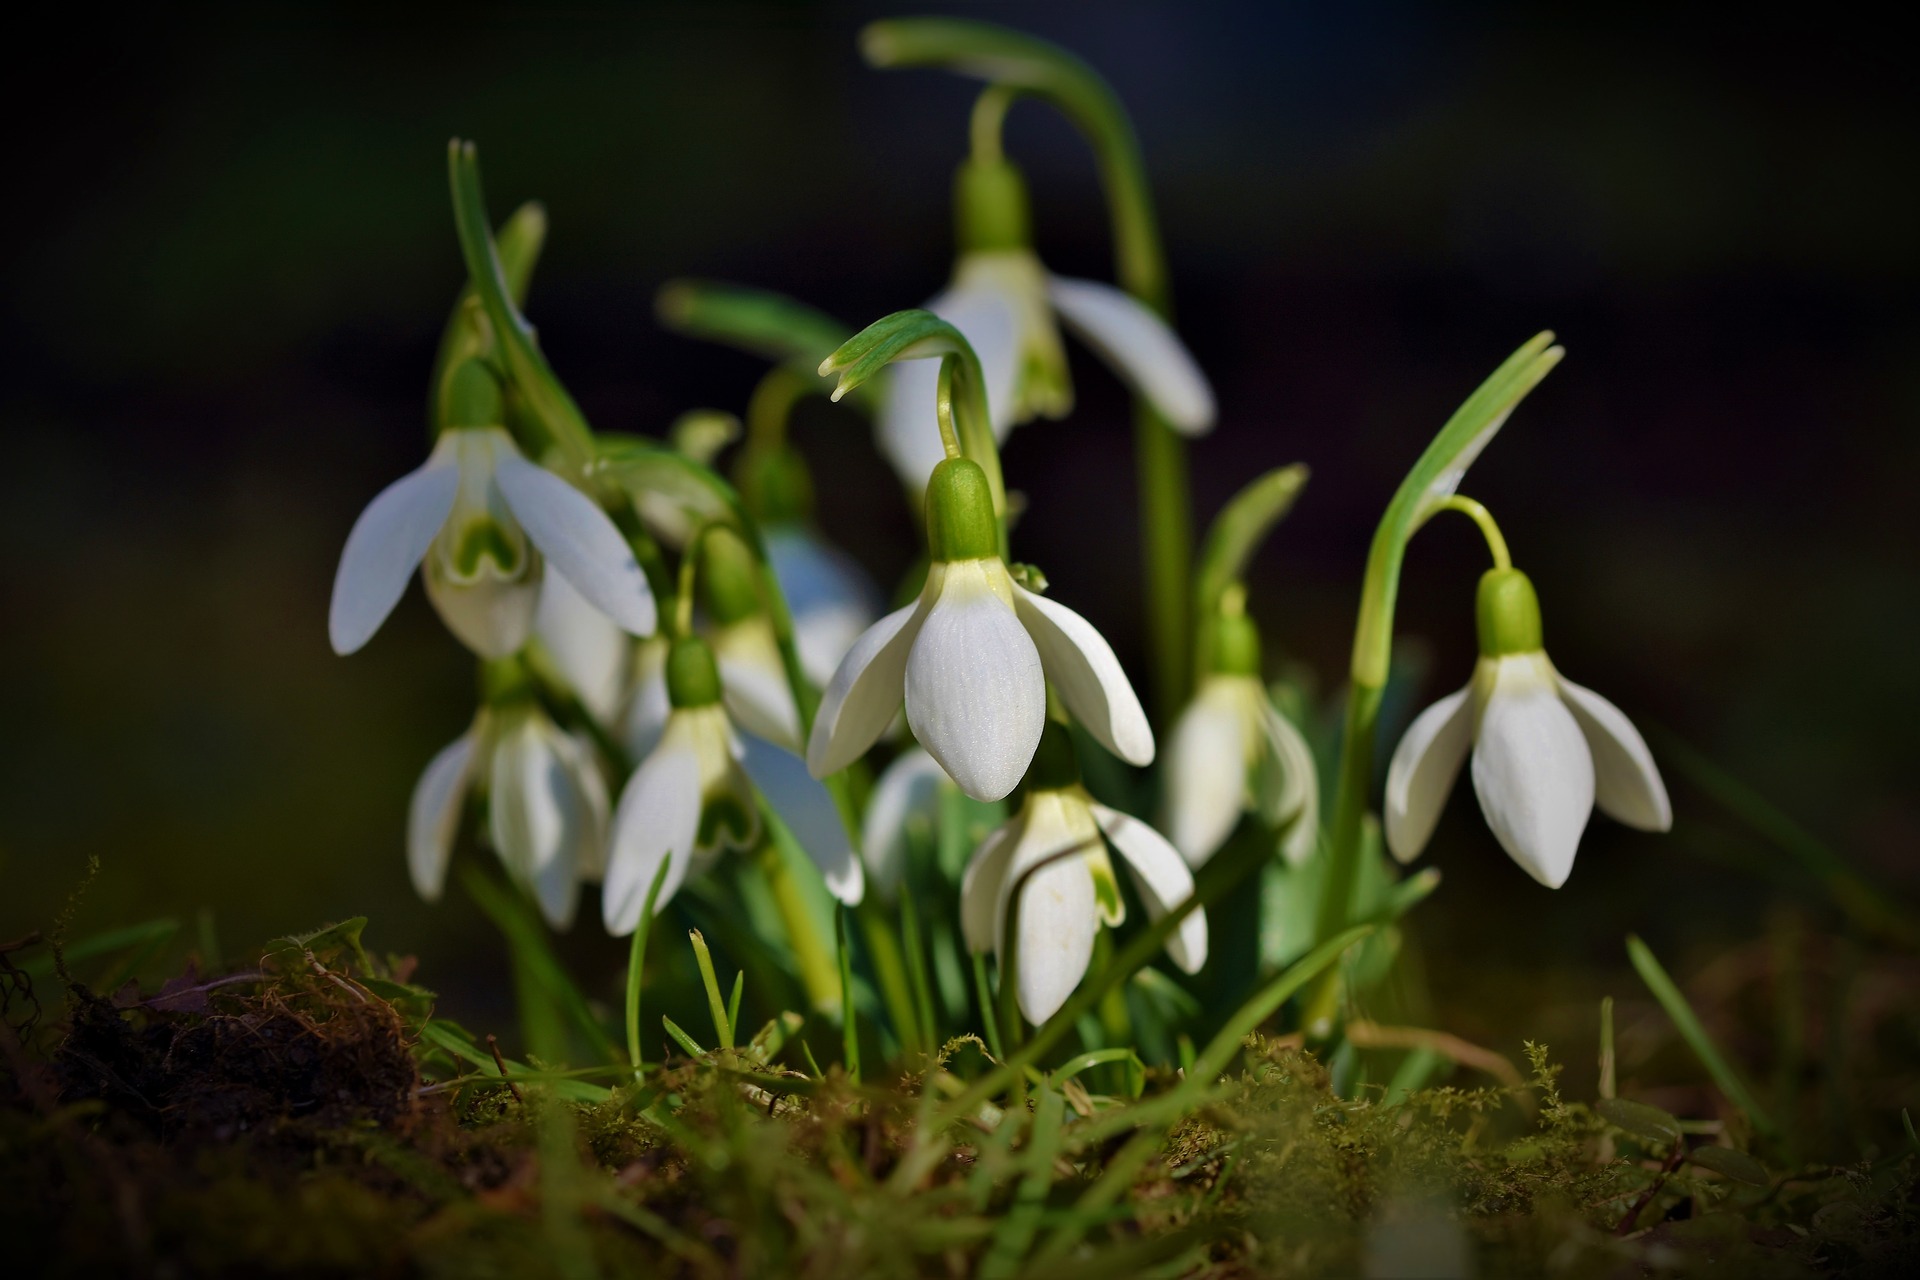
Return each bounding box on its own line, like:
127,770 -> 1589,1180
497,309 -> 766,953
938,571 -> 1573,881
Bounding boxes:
603,742 -> 702,934
906,561 -> 1046,802
1162,679 -> 1251,867
328,459 -> 460,655
1258,698 -> 1322,867
1012,584 -> 1154,767
1555,672 -> 1672,832
493,451 -> 657,637
714,619 -> 804,754
959,817 -> 1021,955
861,749 -> 950,902
556,730 -> 612,883
1092,803 -> 1207,974
1383,684 -> 1475,863
407,733 -> 474,902
487,712 -> 587,930
741,734 -> 864,906
1012,854 -> 1098,1025
534,569 -> 630,724
1470,657 -> 1594,889
1047,274 -> 1216,433
622,636 -> 672,761
807,598 -> 927,778
876,284 -> 1021,488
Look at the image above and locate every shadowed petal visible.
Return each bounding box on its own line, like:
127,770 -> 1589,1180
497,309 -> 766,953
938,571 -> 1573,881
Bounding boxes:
862,749 -> 950,902
329,460 -> 460,655
407,733 -> 474,902
1012,584 -> 1154,767
959,818 -> 1020,955
603,744 -> 702,934
1257,698 -> 1322,867
808,598 -> 927,778
534,569 -> 630,724
1047,275 -> 1215,433
1384,685 -> 1474,863
622,636 -> 672,761
876,285 -> 1021,488
1092,803 -> 1208,973
1554,673 -> 1671,833
741,734 -> 864,906
487,712 -> 594,930
494,452 -> 657,637
1471,661 -> 1594,888
907,562 -> 1046,801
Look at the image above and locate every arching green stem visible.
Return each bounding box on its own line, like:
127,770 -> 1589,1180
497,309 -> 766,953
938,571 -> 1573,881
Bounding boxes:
862,17 -> 1191,724
1427,495 -> 1512,572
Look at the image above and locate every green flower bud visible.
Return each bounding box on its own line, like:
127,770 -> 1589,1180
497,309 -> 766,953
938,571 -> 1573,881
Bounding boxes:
666,636 -> 723,709
1476,568 -> 1544,657
923,457 -> 998,562
1209,609 -> 1263,677
699,529 -> 763,626
1026,721 -> 1082,792
442,359 -> 504,429
954,155 -> 1032,254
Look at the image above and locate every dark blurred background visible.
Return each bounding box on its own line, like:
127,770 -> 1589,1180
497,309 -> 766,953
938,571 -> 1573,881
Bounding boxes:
3,4 -> 1915,1053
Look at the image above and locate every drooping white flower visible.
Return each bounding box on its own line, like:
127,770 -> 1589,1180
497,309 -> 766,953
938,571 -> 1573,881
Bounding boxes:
1384,569 -> 1671,889
960,725 -> 1206,1025
603,637 -> 863,934
407,700 -> 610,930
329,411 -> 656,659
533,568 -> 631,725
712,615 -> 804,754
877,158 -> 1215,488
807,457 -> 1152,802
764,525 -> 882,687
1163,606 -> 1319,869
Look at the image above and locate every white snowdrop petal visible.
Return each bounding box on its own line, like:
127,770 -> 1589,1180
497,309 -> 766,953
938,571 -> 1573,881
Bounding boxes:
1162,683 -> 1250,867
423,563 -> 541,659
1470,670 -> 1595,889
493,452 -> 658,637
556,730 -> 612,883
328,461 -> 460,655
906,565 -> 1046,802
602,744 -> 703,935
959,819 -> 1020,955
407,733 -> 474,902
1555,674 -> 1673,833
1012,584 -> 1154,767
487,715 -> 582,930
936,282 -> 1023,434
1013,855 -> 1099,1026
1092,803 -> 1208,973
1258,699 -> 1322,867
1383,685 -> 1475,863
1047,275 -> 1216,433
741,734 -> 864,906
534,569 -> 630,724
622,637 -> 672,761
862,749 -> 951,902
808,599 -> 926,778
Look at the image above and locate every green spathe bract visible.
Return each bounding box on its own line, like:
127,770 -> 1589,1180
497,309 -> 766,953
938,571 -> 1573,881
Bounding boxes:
923,457 -> 999,562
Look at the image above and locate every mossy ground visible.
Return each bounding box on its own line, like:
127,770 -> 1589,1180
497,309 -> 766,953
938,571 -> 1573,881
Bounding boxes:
4,917 -> 1916,1279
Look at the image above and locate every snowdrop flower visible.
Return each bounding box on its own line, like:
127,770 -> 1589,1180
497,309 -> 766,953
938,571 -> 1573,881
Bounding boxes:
329,360 -> 656,660
603,636 -> 862,934
1385,568 -> 1671,888
961,725 -> 1206,1024
807,457 -> 1152,802
878,155 -> 1215,487
408,697 -> 609,930
698,527 -> 805,752
1163,602 -> 1319,869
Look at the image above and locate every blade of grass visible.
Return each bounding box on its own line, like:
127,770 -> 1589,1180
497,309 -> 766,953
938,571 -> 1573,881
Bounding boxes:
463,868 -> 619,1064
21,919 -> 179,981
972,951 -> 1005,1061
662,1015 -> 706,1059
837,905 -> 859,1081
727,971 -> 744,1042
688,930 -> 734,1052
625,859 -> 672,1078
1626,934 -> 1781,1141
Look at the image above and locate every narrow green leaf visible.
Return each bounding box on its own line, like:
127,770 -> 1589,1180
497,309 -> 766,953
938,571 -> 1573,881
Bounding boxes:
661,1015 -> 706,1059
1596,1096 -> 1683,1145
1687,1145 -> 1771,1186
688,929 -> 734,1052
1627,934 -> 1781,1140
463,868 -> 620,1065
655,277 -> 852,369
837,905 -> 859,1082
625,857 -> 673,1076
1194,464 -> 1309,612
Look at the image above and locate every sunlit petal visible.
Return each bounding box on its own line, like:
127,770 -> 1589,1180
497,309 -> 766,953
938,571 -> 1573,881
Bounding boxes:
1470,659 -> 1594,889
906,561 -> 1046,801
1011,584 -> 1154,767
328,458 -> 460,655
1092,803 -> 1208,973
1383,685 -> 1475,863
603,742 -> 702,934
714,618 -> 804,754
1012,854 -> 1098,1025
1047,274 -> 1215,434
